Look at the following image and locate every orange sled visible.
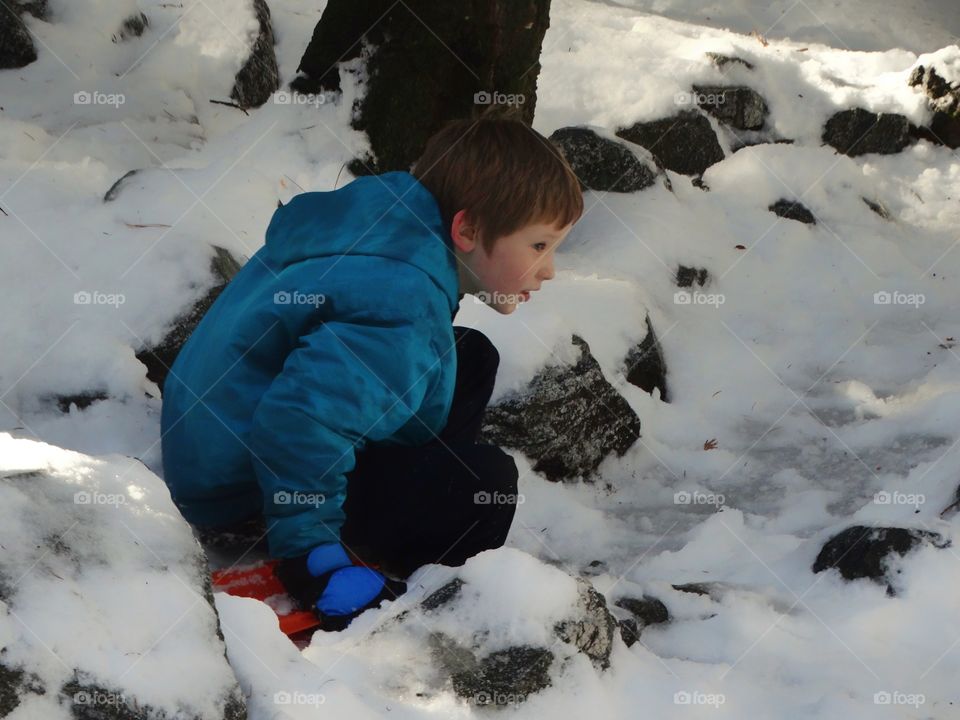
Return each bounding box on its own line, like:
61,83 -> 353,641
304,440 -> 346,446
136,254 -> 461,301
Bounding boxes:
212,560 -> 322,637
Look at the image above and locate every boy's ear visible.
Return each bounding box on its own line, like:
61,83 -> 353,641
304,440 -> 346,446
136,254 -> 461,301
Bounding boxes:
450,209 -> 478,252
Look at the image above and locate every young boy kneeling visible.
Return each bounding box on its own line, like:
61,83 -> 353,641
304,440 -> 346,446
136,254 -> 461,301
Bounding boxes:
160,113 -> 583,629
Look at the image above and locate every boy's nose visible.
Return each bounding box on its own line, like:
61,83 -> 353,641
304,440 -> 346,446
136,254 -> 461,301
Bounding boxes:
538,256 -> 555,281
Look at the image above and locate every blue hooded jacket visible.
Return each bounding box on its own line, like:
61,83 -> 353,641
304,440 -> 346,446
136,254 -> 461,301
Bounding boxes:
160,171 -> 460,558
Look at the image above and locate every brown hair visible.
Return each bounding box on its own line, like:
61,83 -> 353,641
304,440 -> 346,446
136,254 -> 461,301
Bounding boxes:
412,105 -> 583,253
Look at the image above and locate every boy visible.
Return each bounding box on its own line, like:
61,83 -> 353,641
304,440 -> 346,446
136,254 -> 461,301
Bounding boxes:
160,112 -> 583,630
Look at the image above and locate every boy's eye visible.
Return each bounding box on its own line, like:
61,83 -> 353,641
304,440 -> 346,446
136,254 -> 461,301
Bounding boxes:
533,242 -> 547,251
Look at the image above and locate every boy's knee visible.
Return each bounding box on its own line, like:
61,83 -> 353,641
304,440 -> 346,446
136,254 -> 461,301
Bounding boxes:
465,443 -> 517,492
454,327 -> 500,378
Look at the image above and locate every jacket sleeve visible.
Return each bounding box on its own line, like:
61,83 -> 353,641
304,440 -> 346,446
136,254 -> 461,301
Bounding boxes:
248,314 -> 438,559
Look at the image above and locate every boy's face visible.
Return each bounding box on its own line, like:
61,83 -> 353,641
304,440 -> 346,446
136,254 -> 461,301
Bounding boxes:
451,210 -> 573,314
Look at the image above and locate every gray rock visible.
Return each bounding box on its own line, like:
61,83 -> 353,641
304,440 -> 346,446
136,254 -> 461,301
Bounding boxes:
822,108 -> 915,156
671,582 -> 716,596
813,525 -> 951,595
676,265 -> 709,288
943,483 -> 960,516
135,245 -> 244,390
421,578 -> 464,611
623,315 -> 669,402
614,595 -> 669,627
616,110 -> 725,176
230,0 -> 280,109
862,197 -> 891,220
480,334 -> 642,481
692,84 -> 769,130
614,595 -> 669,647
102,170 -> 141,203
769,198 -> 816,224
908,63 -> 960,148
728,135 -> 794,153
112,12 -> 148,43
909,63 -> 958,115
549,126 -> 659,193
60,676 -> 247,719
554,579 -> 618,670
0,2 -> 37,69
0,662 -> 44,717
705,52 -> 754,71
450,645 -> 553,706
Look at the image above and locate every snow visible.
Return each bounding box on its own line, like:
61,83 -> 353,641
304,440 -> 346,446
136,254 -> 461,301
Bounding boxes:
1,0 -> 959,717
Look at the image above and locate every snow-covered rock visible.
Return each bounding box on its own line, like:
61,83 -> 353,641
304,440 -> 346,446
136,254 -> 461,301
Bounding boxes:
480,335 -> 642,482
821,107 -> 916,156
549,126 -> 661,193
0,434 -> 246,719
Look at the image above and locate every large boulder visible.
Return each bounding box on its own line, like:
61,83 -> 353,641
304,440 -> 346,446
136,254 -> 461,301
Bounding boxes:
813,525 -> 950,595
0,434 -> 247,719
230,0 -> 280,110
616,110 -> 725,177
480,334 -> 642,481
135,245 -> 244,391
821,108 -> 915,156
548,126 -> 659,193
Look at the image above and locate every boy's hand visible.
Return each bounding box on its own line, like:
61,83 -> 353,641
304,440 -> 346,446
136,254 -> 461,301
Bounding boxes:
276,543 -> 406,630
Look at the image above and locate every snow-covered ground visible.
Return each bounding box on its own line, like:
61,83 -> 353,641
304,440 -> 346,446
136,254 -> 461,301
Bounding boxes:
1,0 -> 959,717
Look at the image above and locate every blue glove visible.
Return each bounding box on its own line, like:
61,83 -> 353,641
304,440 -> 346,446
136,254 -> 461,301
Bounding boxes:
277,543 -> 406,630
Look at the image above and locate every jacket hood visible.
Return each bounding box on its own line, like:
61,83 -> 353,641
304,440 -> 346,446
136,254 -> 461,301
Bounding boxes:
261,171 -> 460,315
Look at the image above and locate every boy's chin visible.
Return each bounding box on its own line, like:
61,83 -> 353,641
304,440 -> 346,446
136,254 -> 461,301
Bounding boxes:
490,300 -> 518,315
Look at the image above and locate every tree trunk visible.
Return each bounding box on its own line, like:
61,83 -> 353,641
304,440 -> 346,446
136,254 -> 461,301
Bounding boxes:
291,0 -> 552,173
